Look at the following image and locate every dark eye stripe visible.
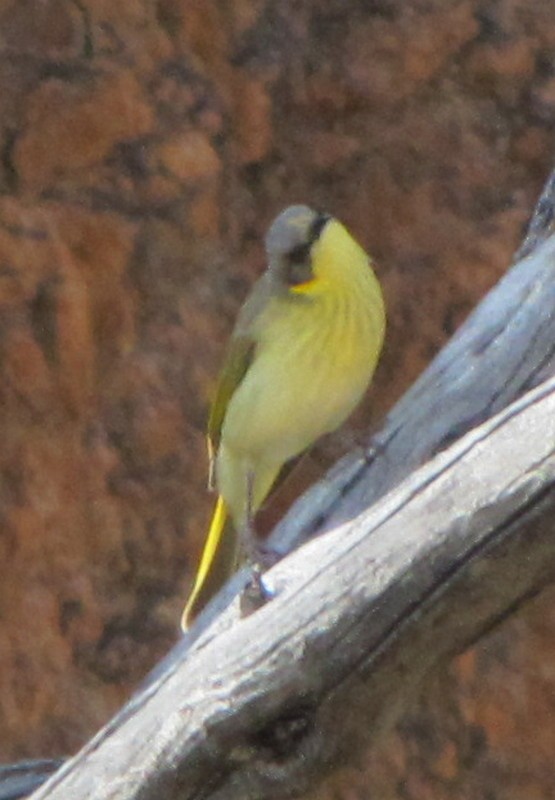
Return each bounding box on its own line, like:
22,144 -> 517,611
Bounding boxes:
284,243 -> 312,286
308,212 -> 331,244
282,212 -> 331,287
287,243 -> 311,263
285,260 -> 313,286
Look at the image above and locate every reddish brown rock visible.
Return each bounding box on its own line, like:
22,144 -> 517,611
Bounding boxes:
232,76 -> 273,165
0,2 -> 554,799
157,130 -> 221,181
15,71 -> 155,193
0,0 -> 82,59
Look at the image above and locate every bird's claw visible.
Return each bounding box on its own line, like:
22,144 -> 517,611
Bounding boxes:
240,545 -> 281,618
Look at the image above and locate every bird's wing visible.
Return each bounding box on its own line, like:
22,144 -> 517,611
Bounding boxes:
206,273 -> 274,487
206,332 -> 255,488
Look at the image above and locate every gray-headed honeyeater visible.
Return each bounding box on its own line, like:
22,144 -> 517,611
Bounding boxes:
182,205 -> 385,628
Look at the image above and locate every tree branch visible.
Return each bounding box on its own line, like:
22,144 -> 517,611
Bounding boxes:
31,370 -> 555,800
24,164 -> 555,799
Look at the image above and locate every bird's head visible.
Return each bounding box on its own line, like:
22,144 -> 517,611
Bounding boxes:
265,205 -> 369,296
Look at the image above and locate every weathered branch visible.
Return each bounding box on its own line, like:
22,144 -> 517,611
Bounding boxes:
22,164 -> 555,800
31,372 -> 555,800
0,762 -> 62,800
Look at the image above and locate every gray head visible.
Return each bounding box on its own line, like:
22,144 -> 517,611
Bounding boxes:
265,205 -> 331,288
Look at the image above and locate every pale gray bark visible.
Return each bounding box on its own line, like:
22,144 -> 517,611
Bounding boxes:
28,170 -> 555,800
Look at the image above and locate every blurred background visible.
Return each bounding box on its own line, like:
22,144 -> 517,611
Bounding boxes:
0,1 -> 554,797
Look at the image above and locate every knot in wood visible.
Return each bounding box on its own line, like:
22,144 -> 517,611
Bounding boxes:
249,706 -> 315,762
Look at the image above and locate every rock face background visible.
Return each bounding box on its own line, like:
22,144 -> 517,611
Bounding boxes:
0,0 -> 554,797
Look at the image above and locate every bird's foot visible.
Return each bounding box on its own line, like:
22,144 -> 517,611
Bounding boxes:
257,541 -> 282,570
240,543 -> 281,618
240,565 -> 271,617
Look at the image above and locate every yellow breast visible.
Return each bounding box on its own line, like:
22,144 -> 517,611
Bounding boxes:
222,221 -> 385,465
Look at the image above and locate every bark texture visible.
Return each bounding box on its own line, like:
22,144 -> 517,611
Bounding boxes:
25,374 -> 555,800
0,1 -> 554,798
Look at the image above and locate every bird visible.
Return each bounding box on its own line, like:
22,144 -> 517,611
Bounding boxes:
181,205 -> 385,629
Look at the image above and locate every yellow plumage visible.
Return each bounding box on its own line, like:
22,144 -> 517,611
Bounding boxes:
182,206 -> 385,628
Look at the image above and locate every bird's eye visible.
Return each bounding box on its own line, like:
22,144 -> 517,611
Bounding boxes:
309,212 -> 330,242
284,243 -> 313,286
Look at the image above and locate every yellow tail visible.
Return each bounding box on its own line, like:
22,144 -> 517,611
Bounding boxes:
181,495 -> 238,630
